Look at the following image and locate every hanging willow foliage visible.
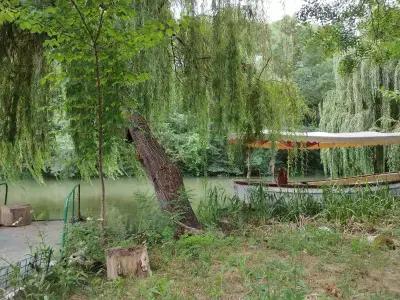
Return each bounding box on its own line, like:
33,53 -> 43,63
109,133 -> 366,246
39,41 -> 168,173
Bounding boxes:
320,57 -> 400,177
171,1 -> 305,138
0,22 -> 57,180
0,0 -> 305,180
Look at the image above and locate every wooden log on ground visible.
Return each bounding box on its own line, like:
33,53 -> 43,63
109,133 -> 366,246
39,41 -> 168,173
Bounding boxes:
0,204 -> 32,226
105,245 -> 151,280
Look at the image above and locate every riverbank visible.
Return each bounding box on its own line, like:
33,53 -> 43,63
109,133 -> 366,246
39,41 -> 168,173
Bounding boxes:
6,186 -> 400,299
59,222 -> 400,299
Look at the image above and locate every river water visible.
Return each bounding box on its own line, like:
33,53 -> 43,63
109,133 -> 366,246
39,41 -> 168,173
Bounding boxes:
1,177 -> 236,220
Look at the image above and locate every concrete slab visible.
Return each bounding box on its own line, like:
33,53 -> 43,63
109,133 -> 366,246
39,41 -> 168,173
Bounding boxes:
0,221 -> 63,266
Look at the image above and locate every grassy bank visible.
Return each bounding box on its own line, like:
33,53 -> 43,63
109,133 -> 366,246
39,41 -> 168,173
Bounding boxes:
9,187 -> 400,299
77,222 -> 400,299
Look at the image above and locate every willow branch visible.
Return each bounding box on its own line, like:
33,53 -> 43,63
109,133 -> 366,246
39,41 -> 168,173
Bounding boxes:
173,34 -> 186,47
170,36 -> 178,74
257,57 -> 271,81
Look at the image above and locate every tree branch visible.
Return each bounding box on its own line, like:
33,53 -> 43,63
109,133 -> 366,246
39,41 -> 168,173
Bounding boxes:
94,8 -> 105,44
70,0 -> 95,42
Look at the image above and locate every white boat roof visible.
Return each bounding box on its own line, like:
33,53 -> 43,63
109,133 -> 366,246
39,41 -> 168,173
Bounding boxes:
229,130 -> 400,149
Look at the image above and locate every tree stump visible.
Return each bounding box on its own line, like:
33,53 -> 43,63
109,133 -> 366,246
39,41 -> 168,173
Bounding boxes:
105,245 -> 151,280
0,204 -> 32,227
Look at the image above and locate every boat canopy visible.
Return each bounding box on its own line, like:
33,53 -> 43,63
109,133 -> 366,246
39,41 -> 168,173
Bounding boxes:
229,130 -> 400,150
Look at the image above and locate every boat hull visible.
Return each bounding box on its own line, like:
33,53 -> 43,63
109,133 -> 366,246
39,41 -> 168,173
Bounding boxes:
234,178 -> 400,201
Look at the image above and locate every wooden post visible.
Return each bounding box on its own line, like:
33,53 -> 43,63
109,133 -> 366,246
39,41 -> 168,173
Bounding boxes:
246,148 -> 251,180
269,153 -> 276,178
105,245 -> 151,280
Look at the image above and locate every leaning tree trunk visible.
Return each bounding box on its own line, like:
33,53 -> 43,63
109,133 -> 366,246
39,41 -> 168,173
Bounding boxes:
127,113 -> 201,231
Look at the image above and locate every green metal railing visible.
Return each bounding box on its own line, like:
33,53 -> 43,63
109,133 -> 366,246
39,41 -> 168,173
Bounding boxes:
61,184 -> 81,247
0,182 -> 8,205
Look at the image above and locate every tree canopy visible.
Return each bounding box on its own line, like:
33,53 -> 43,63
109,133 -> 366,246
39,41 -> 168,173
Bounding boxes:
300,0 -> 400,177
0,0 -> 305,181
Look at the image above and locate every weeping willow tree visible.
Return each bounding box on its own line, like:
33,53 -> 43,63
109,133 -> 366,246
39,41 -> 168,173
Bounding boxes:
300,0 -> 400,178
127,0 -> 305,229
0,19 -> 56,180
0,0 -> 305,229
320,58 -> 400,177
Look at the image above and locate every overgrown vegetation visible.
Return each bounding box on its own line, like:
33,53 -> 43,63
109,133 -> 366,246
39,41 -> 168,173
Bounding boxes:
2,0 -> 400,298
198,186 -> 400,227
8,188 -> 400,299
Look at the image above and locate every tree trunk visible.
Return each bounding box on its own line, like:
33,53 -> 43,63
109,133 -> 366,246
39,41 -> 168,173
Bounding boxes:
94,44 -> 106,229
127,113 -> 201,230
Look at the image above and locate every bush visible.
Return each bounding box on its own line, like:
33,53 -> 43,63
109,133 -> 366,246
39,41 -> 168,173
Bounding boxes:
12,193 -> 177,299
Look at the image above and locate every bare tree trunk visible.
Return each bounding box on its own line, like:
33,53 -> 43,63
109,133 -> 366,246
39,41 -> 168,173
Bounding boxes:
127,113 -> 201,231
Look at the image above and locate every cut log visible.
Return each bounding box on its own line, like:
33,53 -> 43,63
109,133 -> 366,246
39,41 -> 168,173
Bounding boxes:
0,204 -> 32,227
105,245 -> 151,280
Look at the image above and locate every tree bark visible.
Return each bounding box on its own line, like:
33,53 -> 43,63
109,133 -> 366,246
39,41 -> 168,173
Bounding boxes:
94,43 -> 106,229
127,113 -> 201,231
246,148 -> 251,179
105,245 -> 151,280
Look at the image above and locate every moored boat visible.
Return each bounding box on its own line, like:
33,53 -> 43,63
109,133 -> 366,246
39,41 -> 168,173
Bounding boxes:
229,131 -> 400,200
233,172 -> 400,200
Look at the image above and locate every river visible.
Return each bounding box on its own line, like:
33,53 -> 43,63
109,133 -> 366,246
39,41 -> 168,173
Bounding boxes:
1,177 -> 236,220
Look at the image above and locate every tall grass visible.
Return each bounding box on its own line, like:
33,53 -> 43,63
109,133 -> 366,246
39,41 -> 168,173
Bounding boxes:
198,185 -> 400,227
322,186 -> 400,223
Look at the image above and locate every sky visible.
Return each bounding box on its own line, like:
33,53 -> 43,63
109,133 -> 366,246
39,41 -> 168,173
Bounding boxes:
266,0 -> 306,22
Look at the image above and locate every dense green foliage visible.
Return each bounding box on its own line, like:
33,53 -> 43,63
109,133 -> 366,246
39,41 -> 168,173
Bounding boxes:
0,1 -> 307,181
299,0 -> 400,177
320,59 -> 400,176
2,0 -> 400,179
